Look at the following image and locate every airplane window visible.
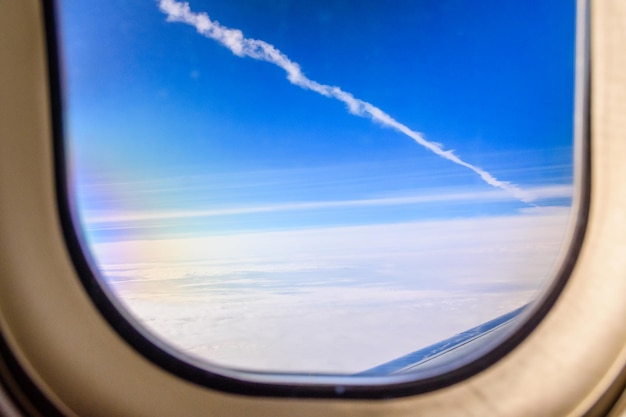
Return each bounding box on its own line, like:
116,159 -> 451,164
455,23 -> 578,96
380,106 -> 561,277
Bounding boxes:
56,0 -> 581,387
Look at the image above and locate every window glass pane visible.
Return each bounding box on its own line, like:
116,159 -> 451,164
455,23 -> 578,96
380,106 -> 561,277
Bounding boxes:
58,0 -> 579,377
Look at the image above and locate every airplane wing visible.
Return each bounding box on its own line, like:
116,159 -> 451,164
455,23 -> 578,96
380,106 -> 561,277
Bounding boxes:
357,304 -> 528,376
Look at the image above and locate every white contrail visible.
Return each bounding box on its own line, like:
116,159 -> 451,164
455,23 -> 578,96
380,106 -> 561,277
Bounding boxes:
158,0 -> 534,203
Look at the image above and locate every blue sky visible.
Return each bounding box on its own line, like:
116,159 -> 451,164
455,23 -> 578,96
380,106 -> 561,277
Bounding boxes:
57,1 -> 578,373
59,0 -> 576,242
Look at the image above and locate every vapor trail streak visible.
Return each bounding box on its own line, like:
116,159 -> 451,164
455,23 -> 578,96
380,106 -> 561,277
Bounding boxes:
159,0 -> 534,203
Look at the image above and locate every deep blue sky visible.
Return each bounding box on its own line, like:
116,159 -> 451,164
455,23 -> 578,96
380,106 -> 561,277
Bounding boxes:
58,0 -> 577,241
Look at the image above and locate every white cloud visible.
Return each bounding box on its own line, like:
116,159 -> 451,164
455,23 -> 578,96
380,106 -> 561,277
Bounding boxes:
91,208 -> 573,373
120,290 -> 534,374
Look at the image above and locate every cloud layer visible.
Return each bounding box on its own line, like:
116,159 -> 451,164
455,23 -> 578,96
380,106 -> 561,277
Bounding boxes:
95,207 -> 572,373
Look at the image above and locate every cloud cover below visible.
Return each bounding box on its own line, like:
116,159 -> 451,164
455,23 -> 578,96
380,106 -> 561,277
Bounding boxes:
92,206 -> 572,373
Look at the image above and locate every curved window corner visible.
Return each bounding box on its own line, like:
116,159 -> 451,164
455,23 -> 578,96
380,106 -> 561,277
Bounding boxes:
50,0 -> 589,398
